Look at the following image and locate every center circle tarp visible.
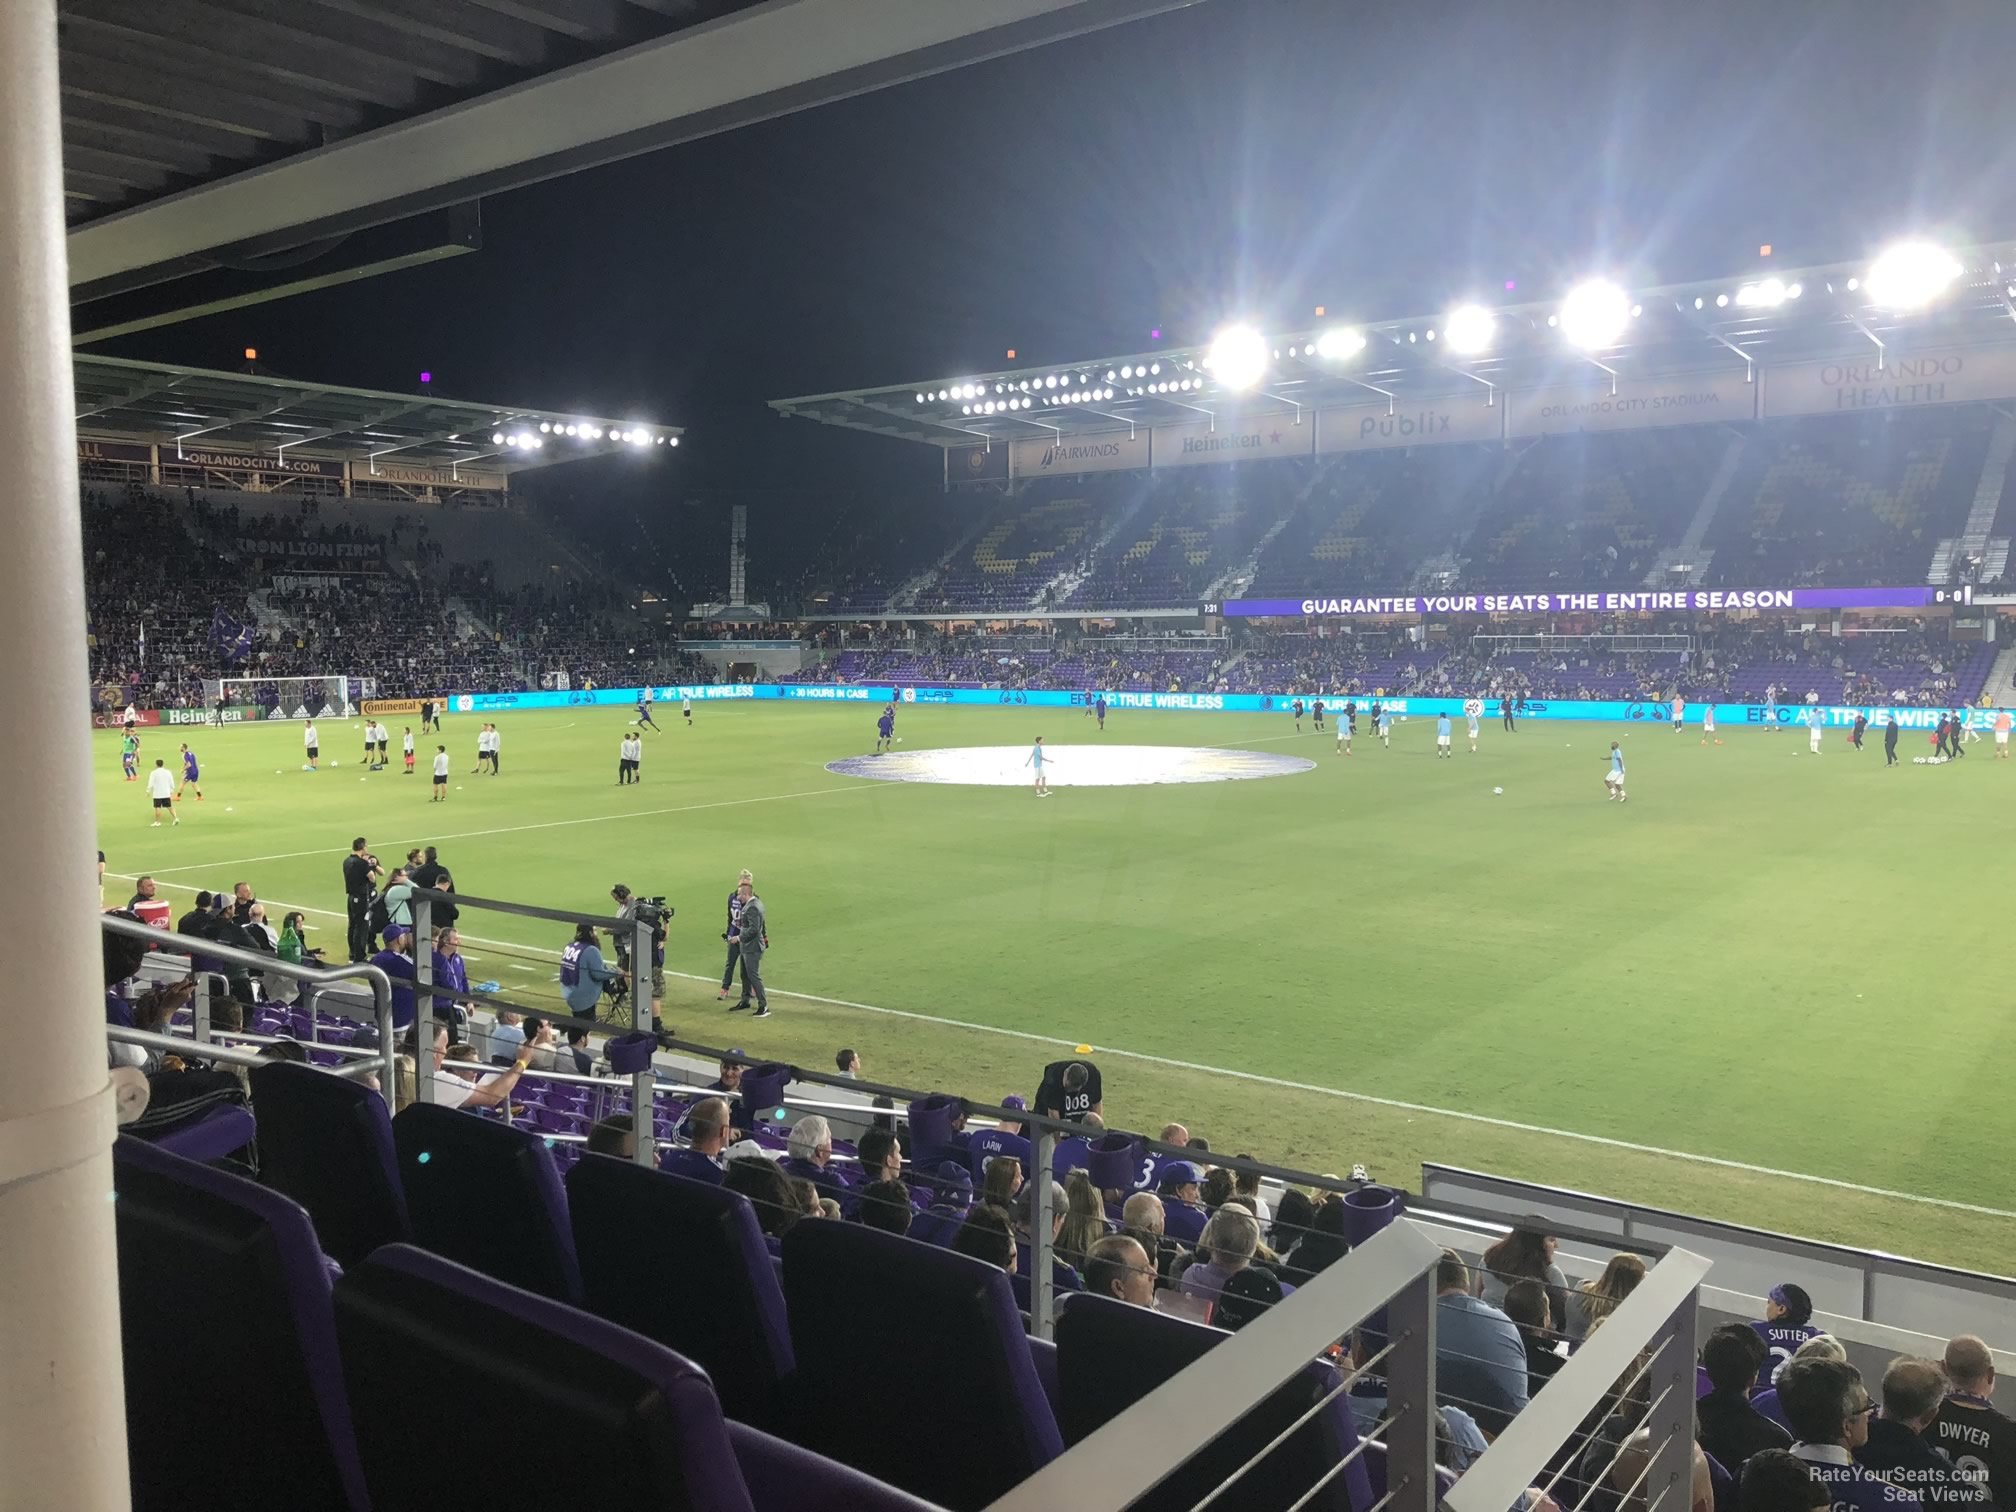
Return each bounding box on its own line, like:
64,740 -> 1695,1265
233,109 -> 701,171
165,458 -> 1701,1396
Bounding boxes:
825,745 -> 1316,788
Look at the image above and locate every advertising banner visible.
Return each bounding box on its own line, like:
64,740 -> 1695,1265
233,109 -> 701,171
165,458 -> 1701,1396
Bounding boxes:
174,447 -> 344,478
360,697 -> 444,717
77,438 -> 153,465
361,462 -> 504,490
1314,397 -> 1504,454
948,444 -> 1009,485
1761,344 -> 2016,418
162,705 -> 257,725
1221,585 -> 1940,617
452,685 -> 758,712
1504,375 -> 1755,437
92,709 -> 160,728
438,682 -> 2006,726
1009,430 -> 1152,478
1152,418 -> 1314,468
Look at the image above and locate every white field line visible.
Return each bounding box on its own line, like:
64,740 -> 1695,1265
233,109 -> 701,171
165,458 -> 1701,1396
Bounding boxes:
105,874 -> 2016,1222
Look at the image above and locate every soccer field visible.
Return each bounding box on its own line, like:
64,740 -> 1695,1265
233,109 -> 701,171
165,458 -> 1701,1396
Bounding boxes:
96,703 -> 2016,1272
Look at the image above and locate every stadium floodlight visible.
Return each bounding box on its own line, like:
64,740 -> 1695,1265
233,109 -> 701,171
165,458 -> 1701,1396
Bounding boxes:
1735,277 -> 1788,309
1558,278 -> 1632,349
1442,304 -> 1495,355
1044,375 -> 1058,388
669,437 -> 679,447
1315,326 -> 1367,360
915,393 -> 925,403
1121,366 -> 1133,379
1864,240 -> 1963,310
1206,325 -> 1269,390
1106,370 -> 1117,382
491,431 -> 504,444
538,421 -> 551,433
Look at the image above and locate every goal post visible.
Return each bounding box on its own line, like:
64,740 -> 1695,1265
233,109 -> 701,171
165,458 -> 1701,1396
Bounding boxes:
201,675 -> 377,720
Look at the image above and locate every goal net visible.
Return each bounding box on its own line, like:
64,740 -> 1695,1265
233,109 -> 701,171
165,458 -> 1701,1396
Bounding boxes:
202,675 -> 377,720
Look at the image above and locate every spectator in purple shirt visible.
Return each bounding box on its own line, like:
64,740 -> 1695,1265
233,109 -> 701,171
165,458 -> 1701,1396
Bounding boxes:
661,1096 -> 732,1184
1178,1206 -> 1261,1307
1754,1283 -> 1826,1390
1157,1161 -> 1208,1245
1781,1357 -> 1923,1512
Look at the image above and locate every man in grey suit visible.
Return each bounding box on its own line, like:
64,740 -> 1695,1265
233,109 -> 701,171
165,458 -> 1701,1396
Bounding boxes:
728,877 -> 770,1018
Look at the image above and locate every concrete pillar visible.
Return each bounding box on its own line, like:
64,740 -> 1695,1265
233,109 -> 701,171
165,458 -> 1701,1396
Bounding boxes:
0,3 -> 132,1505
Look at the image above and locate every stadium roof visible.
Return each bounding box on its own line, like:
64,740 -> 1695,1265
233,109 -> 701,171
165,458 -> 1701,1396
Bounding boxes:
61,0 -> 1201,302
74,353 -> 679,473
770,241 -> 2016,447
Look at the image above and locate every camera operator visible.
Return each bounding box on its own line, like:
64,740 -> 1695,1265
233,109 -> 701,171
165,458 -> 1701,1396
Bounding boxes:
560,923 -> 620,1019
610,884 -> 669,1033
342,836 -> 383,963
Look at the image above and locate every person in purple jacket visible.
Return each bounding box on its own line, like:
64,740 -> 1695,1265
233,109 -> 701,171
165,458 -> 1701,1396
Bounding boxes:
1753,1283 -> 1826,1390
1781,1357 -> 1922,1512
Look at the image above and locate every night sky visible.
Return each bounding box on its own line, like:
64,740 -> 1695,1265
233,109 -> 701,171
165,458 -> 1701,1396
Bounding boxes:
88,0 -> 2016,550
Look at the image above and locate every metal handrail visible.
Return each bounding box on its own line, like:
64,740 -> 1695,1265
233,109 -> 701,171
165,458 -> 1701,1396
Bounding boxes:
102,913 -> 397,1098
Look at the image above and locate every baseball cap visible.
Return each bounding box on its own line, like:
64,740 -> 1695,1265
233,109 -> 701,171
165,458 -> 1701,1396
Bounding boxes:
383,922 -> 413,942
1159,1160 -> 1204,1188
1001,1094 -> 1027,1111
1215,1267 -> 1286,1331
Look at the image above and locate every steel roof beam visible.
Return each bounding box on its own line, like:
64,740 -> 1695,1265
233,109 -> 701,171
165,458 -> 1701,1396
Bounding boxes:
68,0 -> 1201,287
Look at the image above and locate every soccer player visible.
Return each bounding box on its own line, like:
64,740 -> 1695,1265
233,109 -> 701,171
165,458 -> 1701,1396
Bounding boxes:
1464,697 -> 1482,753
1952,709 -> 1971,758
431,745 -> 449,801
1500,695 -> 1516,733
176,743 -> 203,802
1997,708 -> 2013,758
403,727 -> 416,773
1671,693 -> 1685,733
1435,711 -> 1453,758
122,702 -> 138,739
375,721 -> 390,769
361,720 -> 376,768
1291,698 -> 1304,732
145,758 -> 178,826
1094,694 -> 1107,731
303,718 -> 320,771
1765,682 -> 1780,733
472,724 -> 490,774
1805,705 -> 1825,755
875,705 -> 895,754
1377,706 -> 1394,747
1850,712 -> 1867,750
1336,707 -> 1353,756
1962,709 -> 1983,747
1312,698 -> 1326,733
1702,702 -> 1720,746
1885,715 -> 1900,766
1604,742 -> 1627,803
120,731 -> 139,781
1027,735 -> 1052,797
488,723 -> 502,775
681,693 -> 693,726
635,691 -> 660,731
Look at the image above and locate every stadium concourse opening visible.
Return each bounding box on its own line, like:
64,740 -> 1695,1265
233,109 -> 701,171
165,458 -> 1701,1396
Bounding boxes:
827,744 -> 1317,785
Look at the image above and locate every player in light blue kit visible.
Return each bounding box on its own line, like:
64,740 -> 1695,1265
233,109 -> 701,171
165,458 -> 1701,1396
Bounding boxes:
1377,707 -> 1394,747
1435,712 -> 1453,759
1026,736 -> 1052,798
1604,741 -> 1628,803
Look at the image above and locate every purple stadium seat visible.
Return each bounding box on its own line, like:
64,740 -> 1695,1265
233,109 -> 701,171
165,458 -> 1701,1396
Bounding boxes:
391,1100 -> 583,1303
145,1101 -> 257,1162
780,1218 -> 1063,1509
1055,1293 -> 1377,1512
112,1136 -> 368,1511
249,1060 -> 410,1268
566,1152 -> 796,1428
333,1244 -> 943,1511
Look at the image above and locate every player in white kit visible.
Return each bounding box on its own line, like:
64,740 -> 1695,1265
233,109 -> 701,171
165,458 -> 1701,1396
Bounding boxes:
1701,702 -> 1719,745
145,759 -> 179,825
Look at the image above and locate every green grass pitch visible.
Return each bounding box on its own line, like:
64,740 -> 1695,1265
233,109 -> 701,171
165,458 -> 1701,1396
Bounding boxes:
96,703 -> 2016,1273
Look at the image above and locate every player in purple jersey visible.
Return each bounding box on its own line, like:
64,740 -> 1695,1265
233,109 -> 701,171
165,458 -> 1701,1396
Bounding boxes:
1094,695 -> 1106,731
176,743 -> 203,802
1750,1283 -> 1824,1390
875,707 -> 895,754
1291,698 -> 1304,731
1312,698 -> 1326,732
